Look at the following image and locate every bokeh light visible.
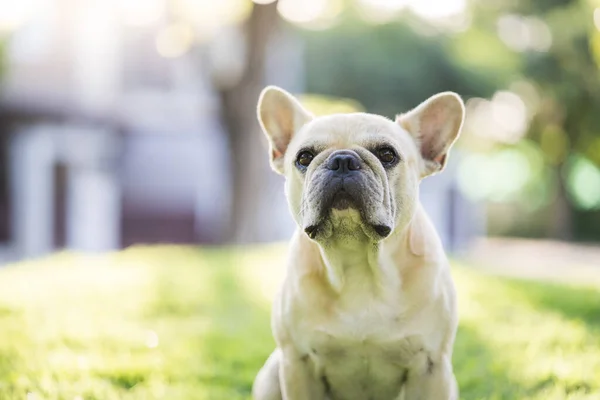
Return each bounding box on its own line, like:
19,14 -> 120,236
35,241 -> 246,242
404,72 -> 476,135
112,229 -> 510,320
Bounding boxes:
566,155 -> 600,211
118,0 -> 164,27
463,91 -> 530,146
0,0 -> 41,31
277,0 -> 342,28
171,0 -> 250,42
409,0 -> 466,21
497,14 -> 552,52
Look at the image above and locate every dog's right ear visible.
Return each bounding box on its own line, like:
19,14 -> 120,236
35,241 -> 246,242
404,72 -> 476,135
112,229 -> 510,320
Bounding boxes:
257,86 -> 313,174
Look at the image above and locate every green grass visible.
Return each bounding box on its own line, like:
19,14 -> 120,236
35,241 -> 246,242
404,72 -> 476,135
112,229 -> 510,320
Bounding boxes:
0,244 -> 598,399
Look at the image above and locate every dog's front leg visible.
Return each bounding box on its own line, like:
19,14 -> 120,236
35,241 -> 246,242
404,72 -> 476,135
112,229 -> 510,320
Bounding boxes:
403,355 -> 457,400
280,347 -> 326,400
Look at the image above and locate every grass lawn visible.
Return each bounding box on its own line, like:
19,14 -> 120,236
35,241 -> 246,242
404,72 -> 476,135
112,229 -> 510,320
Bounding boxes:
0,244 -> 598,399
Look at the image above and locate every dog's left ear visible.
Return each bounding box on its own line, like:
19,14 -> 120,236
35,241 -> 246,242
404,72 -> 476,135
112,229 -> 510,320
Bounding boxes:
397,92 -> 465,177
257,86 -> 314,174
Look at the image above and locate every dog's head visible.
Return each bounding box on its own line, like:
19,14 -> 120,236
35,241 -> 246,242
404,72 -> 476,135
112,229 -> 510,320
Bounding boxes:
257,86 -> 464,243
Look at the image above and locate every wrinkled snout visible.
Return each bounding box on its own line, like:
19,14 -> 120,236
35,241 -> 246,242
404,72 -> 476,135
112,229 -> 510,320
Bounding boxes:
301,149 -> 394,241
321,150 -> 365,210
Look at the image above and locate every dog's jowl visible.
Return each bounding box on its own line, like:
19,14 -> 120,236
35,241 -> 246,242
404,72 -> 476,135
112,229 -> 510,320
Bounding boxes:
252,86 -> 465,400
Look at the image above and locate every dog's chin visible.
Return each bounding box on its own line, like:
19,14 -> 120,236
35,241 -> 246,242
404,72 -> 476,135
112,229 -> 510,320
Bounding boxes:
303,218 -> 392,242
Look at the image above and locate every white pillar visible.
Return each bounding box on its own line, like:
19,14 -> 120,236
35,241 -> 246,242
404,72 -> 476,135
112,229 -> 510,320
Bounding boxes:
9,127 -> 56,258
66,166 -> 121,252
60,127 -> 121,253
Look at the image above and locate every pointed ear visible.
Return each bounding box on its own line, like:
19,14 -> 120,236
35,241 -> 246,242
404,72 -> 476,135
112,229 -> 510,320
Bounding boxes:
257,86 -> 313,174
397,92 -> 465,177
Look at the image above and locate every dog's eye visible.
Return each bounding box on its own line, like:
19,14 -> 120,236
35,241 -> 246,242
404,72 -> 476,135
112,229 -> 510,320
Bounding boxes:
377,147 -> 397,165
296,151 -> 314,169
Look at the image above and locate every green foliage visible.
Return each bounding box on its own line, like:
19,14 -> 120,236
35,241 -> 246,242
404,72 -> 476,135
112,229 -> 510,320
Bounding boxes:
0,246 -> 598,399
303,16 -> 499,117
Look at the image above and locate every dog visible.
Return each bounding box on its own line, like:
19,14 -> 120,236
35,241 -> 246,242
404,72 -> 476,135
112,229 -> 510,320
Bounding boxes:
252,86 -> 465,400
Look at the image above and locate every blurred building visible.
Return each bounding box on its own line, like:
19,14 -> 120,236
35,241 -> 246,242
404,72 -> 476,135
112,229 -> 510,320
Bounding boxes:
0,0 -> 483,263
0,0 -> 289,262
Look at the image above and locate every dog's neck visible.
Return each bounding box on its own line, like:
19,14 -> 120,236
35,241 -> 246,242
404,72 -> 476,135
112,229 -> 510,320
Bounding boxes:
301,205 -> 435,295
317,237 -> 381,293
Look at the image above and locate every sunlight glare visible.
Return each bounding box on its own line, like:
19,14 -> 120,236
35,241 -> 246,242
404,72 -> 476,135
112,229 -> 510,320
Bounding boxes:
278,0 -> 342,28
146,330 -> 160,348
358,0 -> 409,12
155,23 -> 195,58
173,0 -> 250,42
357,0 -> 466,26
355,0 -> 408,23
0,0 -> 38,31
119,0 -> 163,27
237,245 -> 286,304
77,356 -> 89,370
408,0 -> 466,20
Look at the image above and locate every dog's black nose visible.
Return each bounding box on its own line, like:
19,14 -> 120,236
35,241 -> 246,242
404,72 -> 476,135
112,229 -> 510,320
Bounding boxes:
326,151 -> 361,174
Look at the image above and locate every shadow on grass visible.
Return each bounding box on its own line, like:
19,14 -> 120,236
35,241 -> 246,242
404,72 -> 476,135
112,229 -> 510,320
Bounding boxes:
455,322 -> 525,400
454,268 -> 600,398
504,279 -> 600,333
501,279 -> 600,397
455,321 -> 586,399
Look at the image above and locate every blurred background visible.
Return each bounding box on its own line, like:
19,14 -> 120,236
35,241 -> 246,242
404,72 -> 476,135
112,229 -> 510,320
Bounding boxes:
0,0 -> 600,264
0,1 -> 600,398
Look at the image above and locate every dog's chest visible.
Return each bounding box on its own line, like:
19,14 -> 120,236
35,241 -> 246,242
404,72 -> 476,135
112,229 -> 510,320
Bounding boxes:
297,295 -> 429,400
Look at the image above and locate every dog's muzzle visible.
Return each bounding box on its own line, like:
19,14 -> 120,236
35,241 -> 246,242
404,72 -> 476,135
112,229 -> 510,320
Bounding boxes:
302,150 -> 393,240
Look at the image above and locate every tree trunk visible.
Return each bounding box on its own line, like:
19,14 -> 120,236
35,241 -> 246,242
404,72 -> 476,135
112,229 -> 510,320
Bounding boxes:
548,169 -> 573,240
547,93 -> 590,241
217,2 -> 281,243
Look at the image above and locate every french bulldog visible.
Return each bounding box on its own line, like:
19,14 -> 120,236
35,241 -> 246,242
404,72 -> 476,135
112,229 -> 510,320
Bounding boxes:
252,86 -> 465,400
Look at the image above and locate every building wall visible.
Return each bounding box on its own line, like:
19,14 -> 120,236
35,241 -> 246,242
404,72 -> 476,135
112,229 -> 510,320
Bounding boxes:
119,130 -> 229,245
0,132 -> 10,244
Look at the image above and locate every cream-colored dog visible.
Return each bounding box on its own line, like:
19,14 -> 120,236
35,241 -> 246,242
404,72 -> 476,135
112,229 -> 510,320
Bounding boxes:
252,86 -> 465,400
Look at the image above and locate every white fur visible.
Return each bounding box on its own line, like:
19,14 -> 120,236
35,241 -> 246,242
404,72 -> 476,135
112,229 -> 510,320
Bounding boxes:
254,86 -> 464,400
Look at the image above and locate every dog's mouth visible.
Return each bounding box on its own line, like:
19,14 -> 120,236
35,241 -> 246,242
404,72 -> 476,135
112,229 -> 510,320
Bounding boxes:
303,188 -> 392,240
301,168 -> 394,241
330,189 -> 356,210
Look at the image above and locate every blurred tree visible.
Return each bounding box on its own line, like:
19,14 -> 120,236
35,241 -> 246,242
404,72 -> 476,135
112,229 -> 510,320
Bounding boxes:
0,40 -> 7,243
303,15 -> 499,119
470,0 -> 600,240
213,1 -> 281,243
